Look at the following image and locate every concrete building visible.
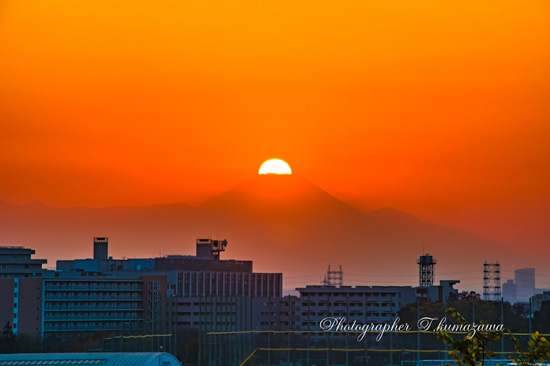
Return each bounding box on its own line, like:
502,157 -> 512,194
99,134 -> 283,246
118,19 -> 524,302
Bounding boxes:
0,246 -> 48,278
0,238 -> 461,347
42,277 -> 146,338
416,280 -> 461,302
57,238 -> 254,277
0,275 -> 171,342
296,285 -> 416,330
1,238 -> 281,342
56,238 -> 282,334
0,277 -> 43,337
173,272 -> 282,332
177,271 -> 281,298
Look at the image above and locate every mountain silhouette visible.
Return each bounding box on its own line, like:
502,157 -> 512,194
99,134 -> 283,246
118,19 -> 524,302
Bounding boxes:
0,175 -> 531,290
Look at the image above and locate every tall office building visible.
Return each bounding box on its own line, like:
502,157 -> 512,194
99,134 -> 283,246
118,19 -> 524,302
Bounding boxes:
515,268 -> 535,302
502,279 -> 517,303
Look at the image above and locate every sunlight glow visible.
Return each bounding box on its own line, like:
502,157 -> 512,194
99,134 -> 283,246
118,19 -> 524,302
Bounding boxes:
259,159 -> 292,175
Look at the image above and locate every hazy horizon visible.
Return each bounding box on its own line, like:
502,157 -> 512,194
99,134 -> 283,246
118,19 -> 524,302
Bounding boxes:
0,1 -> 548,295
1,174 -> 549,295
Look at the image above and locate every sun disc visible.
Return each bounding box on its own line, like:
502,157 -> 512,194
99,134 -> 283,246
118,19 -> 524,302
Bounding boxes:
259,159 -> 292,175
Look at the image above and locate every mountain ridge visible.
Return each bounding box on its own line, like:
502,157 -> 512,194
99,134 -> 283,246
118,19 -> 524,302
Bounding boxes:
0,177 -> 537,290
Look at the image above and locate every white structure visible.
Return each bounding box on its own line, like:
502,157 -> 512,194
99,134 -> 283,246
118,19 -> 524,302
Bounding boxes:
0,353 -> 181,366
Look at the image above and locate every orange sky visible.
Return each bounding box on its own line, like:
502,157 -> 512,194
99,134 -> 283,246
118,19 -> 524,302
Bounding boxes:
0,1 -> 549,243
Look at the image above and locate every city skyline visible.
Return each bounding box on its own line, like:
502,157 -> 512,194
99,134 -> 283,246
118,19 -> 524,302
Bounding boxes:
1,166 -> 550,293
1,231 -> 548,296
1,1 -> 549,300
0,1 -> 548,363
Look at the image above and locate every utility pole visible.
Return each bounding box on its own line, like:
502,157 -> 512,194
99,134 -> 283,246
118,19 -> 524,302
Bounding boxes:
529,298 -> 533,334
268,296 -> 271,366
417,297 -> 420,362
390,293 -> 394,366
443,296 -> 447,361
501,298 -> 504,357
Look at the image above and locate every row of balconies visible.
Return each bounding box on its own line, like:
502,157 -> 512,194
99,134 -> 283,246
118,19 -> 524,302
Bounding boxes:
45,283 -> 141,291
301,311 -> 380,317
45,288 -> 143,292
299,302 -> 397,308
181,290 -> 276,297
175,306 -> 239,312
45,294 -> 142,301
301,292 -> 398,297
254,311 -> 396,319
44,323 -> 142,331
176,314 -> 238,321
184,321 -> 238,327
299,312 -> 396,318
45,306 -> 143,311
45,314 -> 141,321
177,300 -> 242,306
45,287 -> 143,294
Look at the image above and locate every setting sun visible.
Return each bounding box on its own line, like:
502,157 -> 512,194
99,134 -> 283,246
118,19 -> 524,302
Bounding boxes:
259,159 -> 292,175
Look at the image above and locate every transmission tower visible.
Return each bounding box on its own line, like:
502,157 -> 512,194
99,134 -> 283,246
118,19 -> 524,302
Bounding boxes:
483,261 -> 501,301
322,265 -> 343,286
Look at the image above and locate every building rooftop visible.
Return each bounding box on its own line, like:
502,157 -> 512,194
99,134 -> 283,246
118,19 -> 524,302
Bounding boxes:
0,353 -> 181,366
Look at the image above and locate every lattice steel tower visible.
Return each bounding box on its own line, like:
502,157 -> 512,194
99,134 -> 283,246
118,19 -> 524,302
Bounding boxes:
418,254 -> 436,287
322,265 -> 343,286
483,261 -> 501,301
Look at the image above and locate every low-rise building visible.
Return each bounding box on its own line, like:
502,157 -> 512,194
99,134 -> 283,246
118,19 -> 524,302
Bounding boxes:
530,290 -> 550,313
0,246 -> 48,278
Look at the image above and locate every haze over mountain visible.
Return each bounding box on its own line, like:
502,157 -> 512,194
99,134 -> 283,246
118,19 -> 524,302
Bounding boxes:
0,175 -> 544,291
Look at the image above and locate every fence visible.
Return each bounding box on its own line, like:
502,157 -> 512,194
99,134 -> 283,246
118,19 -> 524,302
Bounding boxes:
201,330 -> 550,366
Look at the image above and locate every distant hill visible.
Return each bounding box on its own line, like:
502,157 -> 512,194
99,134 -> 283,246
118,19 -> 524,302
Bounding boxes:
0,175 -> 536,291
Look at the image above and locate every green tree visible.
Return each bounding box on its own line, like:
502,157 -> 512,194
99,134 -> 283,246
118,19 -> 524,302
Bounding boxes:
405,296 -> 529,333
436,308 -> 503,366
508,331 -> 550,366
0,321 -> 17,353
450,291 -> 481,301
15,333 -> 41,353
436,307 -> 550,366
533,301 -> 550,333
